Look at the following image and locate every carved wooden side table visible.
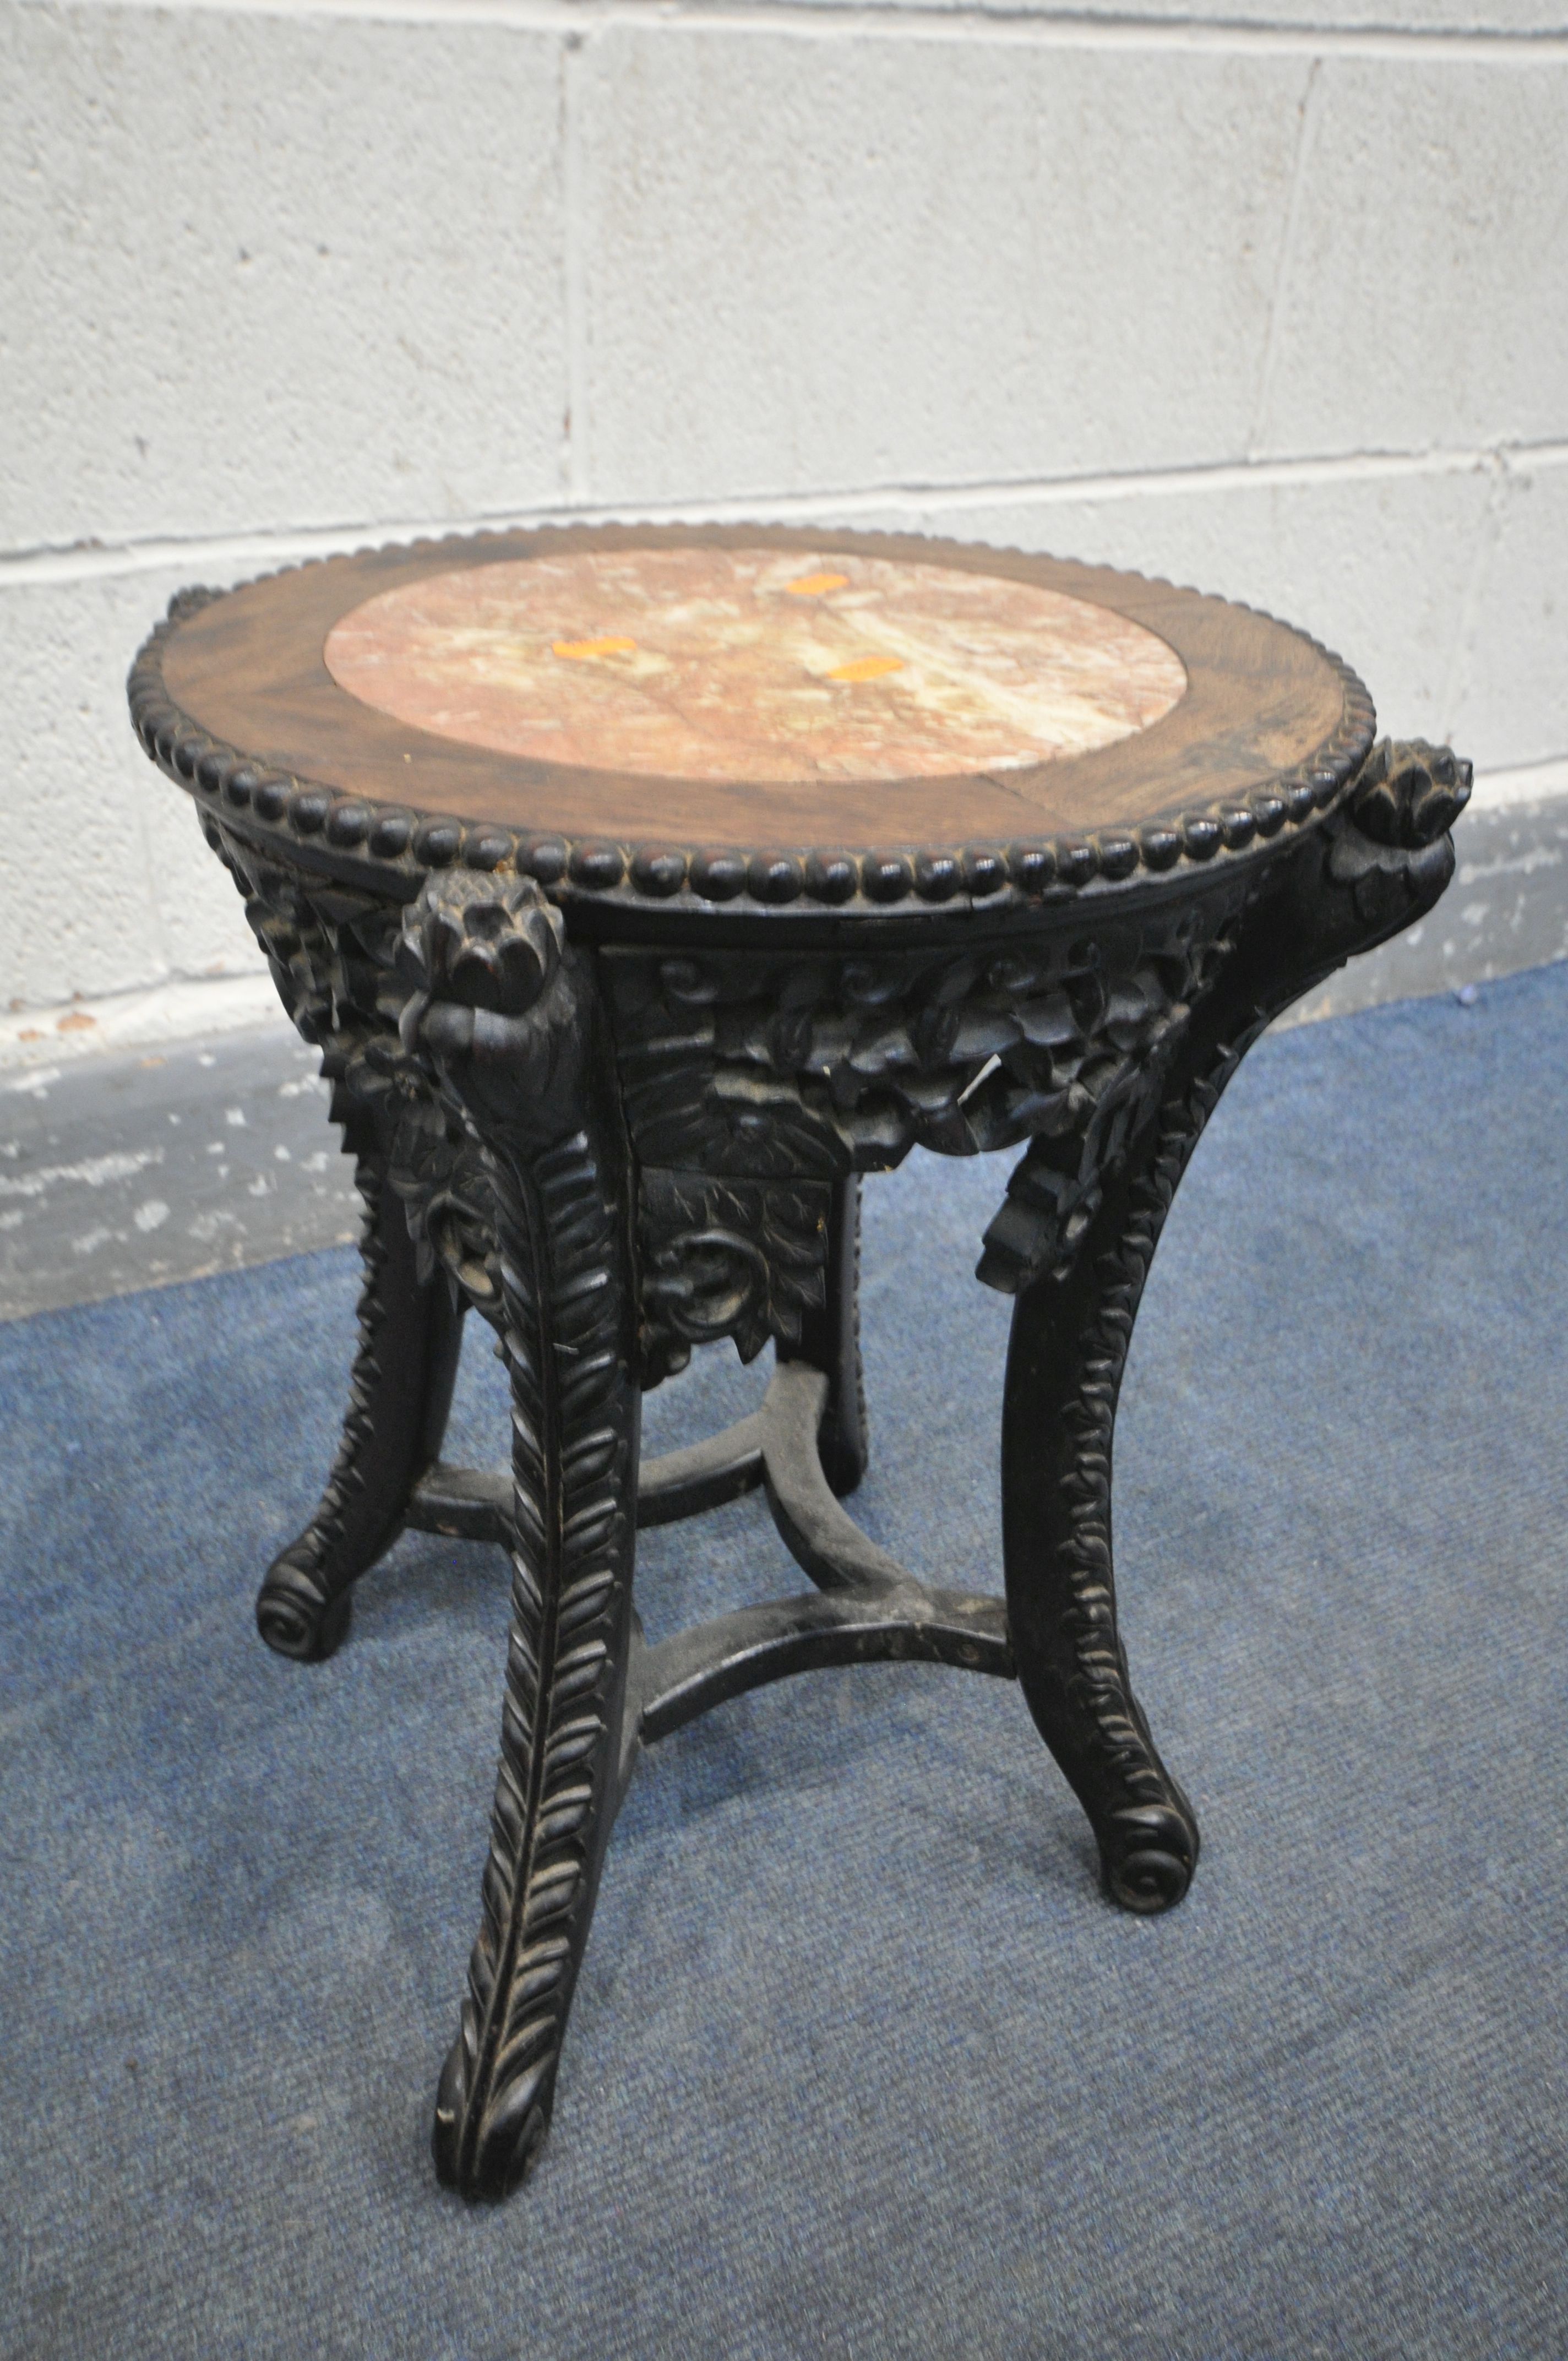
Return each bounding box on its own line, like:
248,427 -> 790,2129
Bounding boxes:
128,527 -> 1469,2201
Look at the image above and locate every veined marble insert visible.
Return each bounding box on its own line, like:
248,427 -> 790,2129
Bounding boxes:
324,547 -> 1188,785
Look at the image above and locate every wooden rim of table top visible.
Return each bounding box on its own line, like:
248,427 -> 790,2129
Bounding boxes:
129,523 -> 1376,924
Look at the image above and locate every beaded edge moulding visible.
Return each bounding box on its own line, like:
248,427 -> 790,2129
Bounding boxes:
127,527 -> 1378,918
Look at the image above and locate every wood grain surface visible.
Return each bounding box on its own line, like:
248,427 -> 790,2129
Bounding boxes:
161,526 -> 1351,855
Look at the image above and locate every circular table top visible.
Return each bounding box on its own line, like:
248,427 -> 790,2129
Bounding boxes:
131,525 -> 1374,921
321,545 -> 1190,786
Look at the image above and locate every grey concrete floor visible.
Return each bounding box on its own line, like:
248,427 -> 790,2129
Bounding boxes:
0,1028 -> 359,1321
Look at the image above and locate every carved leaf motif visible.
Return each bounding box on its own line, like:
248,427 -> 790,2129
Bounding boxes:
385,1096 -> 499,1309
371,872 -> 638,2194
433,1123 -> 634,2193
602,918 -> 1246,1313
1351,738 -> 1472,850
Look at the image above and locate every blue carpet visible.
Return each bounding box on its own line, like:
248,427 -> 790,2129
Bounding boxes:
2,967 -> 1566,2359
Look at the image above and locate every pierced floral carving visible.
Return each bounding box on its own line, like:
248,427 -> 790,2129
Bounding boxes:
639,1170 -> 831,1384
602,902 -> 1248,1302
210,828 -> 547,1326
972,978 -> 1196,1294
384,1096 -> 500,1315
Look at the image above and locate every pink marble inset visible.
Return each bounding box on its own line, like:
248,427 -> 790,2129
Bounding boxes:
323,547 -> 1188,785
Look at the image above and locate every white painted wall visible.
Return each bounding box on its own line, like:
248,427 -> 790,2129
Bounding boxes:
2,0 -> 1565,1035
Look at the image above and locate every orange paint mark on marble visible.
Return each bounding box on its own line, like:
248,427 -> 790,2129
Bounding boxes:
785,572 -> 849,597
553,636 -> 636,660
827,655 -> 905,684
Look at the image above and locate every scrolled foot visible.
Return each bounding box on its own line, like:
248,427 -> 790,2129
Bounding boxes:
431,2019 -> 553,2200
1099,1803 -> 1199,1916
256,1542 -> 353,1662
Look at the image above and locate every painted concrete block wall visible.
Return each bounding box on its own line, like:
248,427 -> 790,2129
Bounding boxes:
2,0 -> 1565,1036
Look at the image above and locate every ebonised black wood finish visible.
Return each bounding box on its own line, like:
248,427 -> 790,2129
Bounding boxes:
128,531 -> 1470,2202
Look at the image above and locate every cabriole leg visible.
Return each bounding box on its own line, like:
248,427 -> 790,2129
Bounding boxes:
258,1105 -> 465,1662
1000,1088 -> 1212,1916
432,1122 -> 638,2197
398,872 -> 640,2200
997,739 -> 1471,1913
